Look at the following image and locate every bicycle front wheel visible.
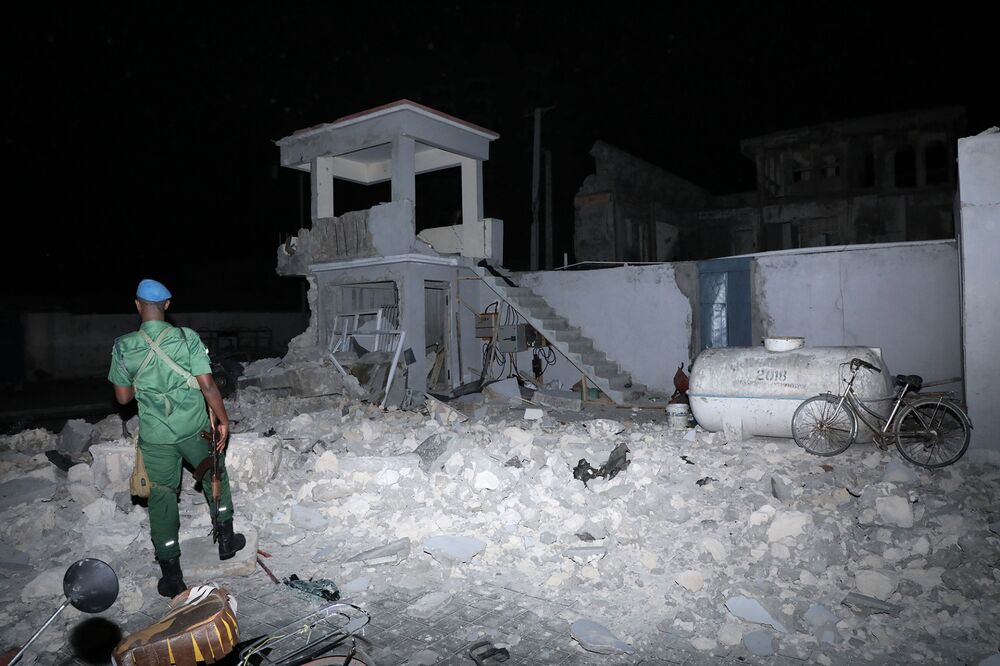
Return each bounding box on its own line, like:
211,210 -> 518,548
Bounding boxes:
894,398 -> 970,468
792,395 -> 858,456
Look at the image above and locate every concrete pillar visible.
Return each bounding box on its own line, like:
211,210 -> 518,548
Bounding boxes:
310,156 -> 335,222
391,136 -> 416,205
958,130 -> 1000,465
398,269 -> 427,395
460,157 -> 483,226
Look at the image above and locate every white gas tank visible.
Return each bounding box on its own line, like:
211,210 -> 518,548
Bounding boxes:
688,340 -> 895,440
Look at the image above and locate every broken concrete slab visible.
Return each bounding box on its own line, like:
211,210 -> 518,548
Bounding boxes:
725,596 -> 788,633
854,570 -> 898,601
406,591 -> 453,619
67,463 -> 93,486
674,570 -> 705,592
181,527 -> 258,579
89,440 -> 133,497
264,523 -> 306,547
422,535 -> 485,564
288,362 -> 362,398
882,460 -> 920,484
582,419 -> 624,439
290,503 -> 329,532
533,389 -> 582,412
226,433 -> 283,493
57,419 -> 96,457
345,537 -> 411,566
0,477 -> 57,510
340,576 -> 370,594
21,566 -> 64,602
770,475 -> 794,502
482,378 -> 522,405
523,407 -> 544,420
425,395 -> 467,426
766,511 -> 812,542
842,592 -> 902,616
92,415 -> 128,442
570,618 -> 635,655
413,434 -> 453,473
803,604 -> 840,644
563,546 -> 606,566
0,541 -> 30,573
743,630 -> 774,656
84,520 -> 144,551
876,495 -> 914,527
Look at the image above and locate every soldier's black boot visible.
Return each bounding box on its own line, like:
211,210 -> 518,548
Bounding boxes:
156,557 -> 187,598
218,520 -> 246,561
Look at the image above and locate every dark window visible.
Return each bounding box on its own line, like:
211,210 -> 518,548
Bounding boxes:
925,142 -> 948,185
859,152 -> 875,188
894,147 -> 917,188
821,155 -> 840,178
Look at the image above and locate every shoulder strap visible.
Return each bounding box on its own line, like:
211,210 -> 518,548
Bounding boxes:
133,328 -> 172,381
138,328 -> 201,390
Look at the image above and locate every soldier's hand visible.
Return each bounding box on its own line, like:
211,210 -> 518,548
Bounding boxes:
216,423 -> 229,453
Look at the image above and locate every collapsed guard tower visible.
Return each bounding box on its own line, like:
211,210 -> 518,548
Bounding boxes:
275,100 -> 502,396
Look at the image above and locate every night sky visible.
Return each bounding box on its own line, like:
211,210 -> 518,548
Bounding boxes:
3,3 -> 993,313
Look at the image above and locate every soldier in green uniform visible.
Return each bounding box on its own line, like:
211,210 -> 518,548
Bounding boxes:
108,279 -> 246,597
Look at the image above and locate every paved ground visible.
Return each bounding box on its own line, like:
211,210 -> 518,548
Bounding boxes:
28,563 -> 810,666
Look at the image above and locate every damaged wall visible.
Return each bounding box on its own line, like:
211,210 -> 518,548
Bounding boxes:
753,240 -> 962,393
958,129 -> 1000,465
312,258 -> 475,395
520,264 -> 695,392
21,311 -> 309,382
505,241 -> 960,400
277,201 -> 422,276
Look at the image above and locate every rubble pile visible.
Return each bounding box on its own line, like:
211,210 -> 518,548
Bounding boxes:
1,383 -> 999,664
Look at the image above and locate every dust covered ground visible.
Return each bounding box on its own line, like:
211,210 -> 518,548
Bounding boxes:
1,386 -> 999,665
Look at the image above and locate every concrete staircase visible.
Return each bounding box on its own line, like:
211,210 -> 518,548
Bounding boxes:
474,268 -> 646,405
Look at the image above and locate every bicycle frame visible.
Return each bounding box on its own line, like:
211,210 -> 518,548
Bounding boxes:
827,364 -> 910,444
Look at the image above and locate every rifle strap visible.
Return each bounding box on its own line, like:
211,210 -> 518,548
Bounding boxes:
193,456 -> 214,485
138,328 -> 201,390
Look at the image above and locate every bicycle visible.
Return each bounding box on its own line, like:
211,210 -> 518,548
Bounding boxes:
791,357 -> 971,468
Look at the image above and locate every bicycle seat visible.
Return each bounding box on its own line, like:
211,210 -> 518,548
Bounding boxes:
895,374 -> 923,391
112,585 -> 238,665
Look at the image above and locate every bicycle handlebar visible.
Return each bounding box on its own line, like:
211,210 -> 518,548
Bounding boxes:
851,358 -> 881,373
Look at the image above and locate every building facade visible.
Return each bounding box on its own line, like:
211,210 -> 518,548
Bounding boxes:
574,107 -> 967,261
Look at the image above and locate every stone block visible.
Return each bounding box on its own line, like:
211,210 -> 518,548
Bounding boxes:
226,434 -> 283,493
0,477 -> 57,511
181,527 -> 259,580
90,440 -> 134,497
345,537 -> 411,566
422,535 -> 485,564
58,419 -> 96,457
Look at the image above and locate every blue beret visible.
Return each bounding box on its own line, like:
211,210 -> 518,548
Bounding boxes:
136,279 -> 172,301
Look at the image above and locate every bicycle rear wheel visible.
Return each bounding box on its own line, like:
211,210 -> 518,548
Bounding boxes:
894,398 -> 970,468
792,395 -> 858,456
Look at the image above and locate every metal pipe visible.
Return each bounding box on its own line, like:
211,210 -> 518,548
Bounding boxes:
380,331 -> 406,410
10,599 -> 71,666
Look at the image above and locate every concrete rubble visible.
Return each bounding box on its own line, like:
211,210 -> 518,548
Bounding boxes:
0,376 -> 999,665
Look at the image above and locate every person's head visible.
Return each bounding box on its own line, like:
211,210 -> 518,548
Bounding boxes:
134,279 -> 172,319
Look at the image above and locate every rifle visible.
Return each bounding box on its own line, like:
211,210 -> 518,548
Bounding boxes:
195,408 -> 222,543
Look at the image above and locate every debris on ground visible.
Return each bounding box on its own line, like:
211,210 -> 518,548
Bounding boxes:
1,353 -> 999,665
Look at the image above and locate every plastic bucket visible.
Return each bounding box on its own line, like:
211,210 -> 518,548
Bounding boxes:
763,336 -> 805,352
666,403 -> 691,430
